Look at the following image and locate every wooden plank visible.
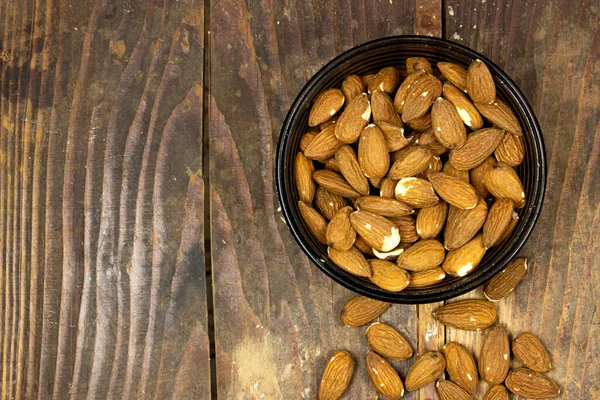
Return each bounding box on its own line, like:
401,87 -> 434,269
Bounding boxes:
446,0 -> 600,398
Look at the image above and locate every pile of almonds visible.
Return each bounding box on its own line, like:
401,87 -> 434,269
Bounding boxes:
295,57 -> 527,289
319,259 -> 561,399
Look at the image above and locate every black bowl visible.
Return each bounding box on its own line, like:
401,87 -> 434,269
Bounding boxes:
276,36 -> 546,304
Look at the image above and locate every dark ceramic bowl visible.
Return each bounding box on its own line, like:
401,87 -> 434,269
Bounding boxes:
276,36 -> 546,304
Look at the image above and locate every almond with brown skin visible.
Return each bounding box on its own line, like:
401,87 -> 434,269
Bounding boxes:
449,128 -> 505,170
361,73 -> 376,87
365,351 -> 405,400
328,246 -> 371,278
484,163 -> 526,208
358,124 -> 390,179
407,267 -> 446,288
369,176 -> 382,188
431,97 -> 467,149
326,206 -> 356,251
388,145 -> 432,179
418,128 -> 448,156
300,132 -> 316,152
315,187 -> 347,221
436,379 -> 472,400
395,177 -> 440,208
298,201 -> 328,244
335,145 -> 370,195
318,350 -> 355,400
505,368 -> 560,398
355,196 -> 414,218
484,257 -> 528,301
512,332 -> 553,373
442,161 -> 470,183
334,93 -> 371,144
294,152 -> 316,204
341,74 -> 365,101
365,322 -> 413,360
390,141 -> 417,163
407,57 -> 433,74
442,342 -> 479,394
390,216 -> 419,243
476,99 -> 523,136
396,239 -> 445,272
496,210 -> 519,243
309,88 -> 345,127
433,299 -> 497,330
483,198 -> 515,248
443,82 -> 484,129
483,385 -> 510,400
495,132 -> 525,166
444,199 -> 488,250
377,121 -> 411,152
350,210 -> 401,252
304,125 -> 343,160
313,170 -> 361,199
438,62 -> 468,91
443,234 -> 486,277
416,201 -> 448,239
394,70 -> 426,113
402,74 -> 443,122
341,295 -> 390,327
467,59 -> 496,104
480,324 -> 510,384
324,157 -> 340,172
470,156 -> 495,199
371,90 -> 403,126
369,259 -> 411,292
429,172 -> 478,210
354,235 -> 374,256
419,155 -> 443,180
368,66 -> 400,94
405,351 -> 446,391
380,178 -> 398,198
408,112 -> 432,131
320,117 -> 338,131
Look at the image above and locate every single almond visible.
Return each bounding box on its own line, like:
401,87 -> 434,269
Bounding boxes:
390,141 -> 417,163
449,128 -> 505,170
429,172 -> 478,210
334,93 -> 371,144
442,234 -> 486,277
369,259 -> 411,292
416,201 -> 448,239
341,295 -> 390,327
372,243 -> 409,261
350,210 -> 401,252
304,125 -> 344,160
476,99 -> 523,136
365,351 -> 405,400
496,209 -> 519,243
483,198 -> 515,248
484,163 -> 526,208
300,132 -> 316,152
442,342 -> 479,394
318,350 -> 355,400
405,351 -> 446,391
361,73 -> 376,87
432,299 -> 497,330
407,57 -> 433,75
436,379 -> 472,400
294,152 -> 316,203
315,187 -> 347,221
402,74 -> 443,122
314,169 -> 361,199
326,206 -> 356,251
479,324 -> 510,384
444,200 -> 488,250
467,59 -> 496,104
335,145 -> 370,195
484,257 -> 527,301
470,156 -> 495,199
355,196 -> 414,218
483,385 -> 510,400
377,121 -> 411,152
443,82 -> 484,129
387,145 -> 432,180
442,161 -> 470,183
395,177 -> 440,208
379,177 -> 398,198
341,74 -> 365,102
371,90 -> 403,126
298,201 -> 328,244
407,267 -> 446,288
495,132 -> 524,166
324,157 -> 340,172
320,117 -> 338,131
328,246 -> 371,278
438,62 -> 468,91
396,239 -> 445,272
431,97 -> 467,149
408,112 -> 432,131
419,155 -> 443,180
365,322 -> 413,360
309,88 -> 345,127
358,124 -> 390,179
512,332 -> 553,373
394,70 -> 426,113
390,216 -> 419,243
417,128 -> 448,156
368,66 -> 400,94
505,368 -> 560,398
354,235 -> 375,256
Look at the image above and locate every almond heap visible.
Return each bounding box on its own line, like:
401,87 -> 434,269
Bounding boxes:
297,58 -> 527,292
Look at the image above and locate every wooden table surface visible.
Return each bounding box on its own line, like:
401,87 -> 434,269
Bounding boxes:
0,0 -> 598,398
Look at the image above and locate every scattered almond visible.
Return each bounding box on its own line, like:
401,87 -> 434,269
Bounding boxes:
484,257 -> 528,301
341,295 -> 390,327
365,351 -> 405,400
512,332 -> 552,373
318,350 -> 355,400
433,299 -> 497,330
505,368 -> 560,399
405,351 -> 446,391
442,342 -> 479,394
483,384 -> 510,400
365,322 -> 413,360
436,379 -> 472,400
479,324 -> 511,384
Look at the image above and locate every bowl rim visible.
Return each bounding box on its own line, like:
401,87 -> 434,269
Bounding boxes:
275,35 -> 546,304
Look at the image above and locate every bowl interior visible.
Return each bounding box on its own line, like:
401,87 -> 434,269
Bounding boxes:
276,36 -> 545,304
